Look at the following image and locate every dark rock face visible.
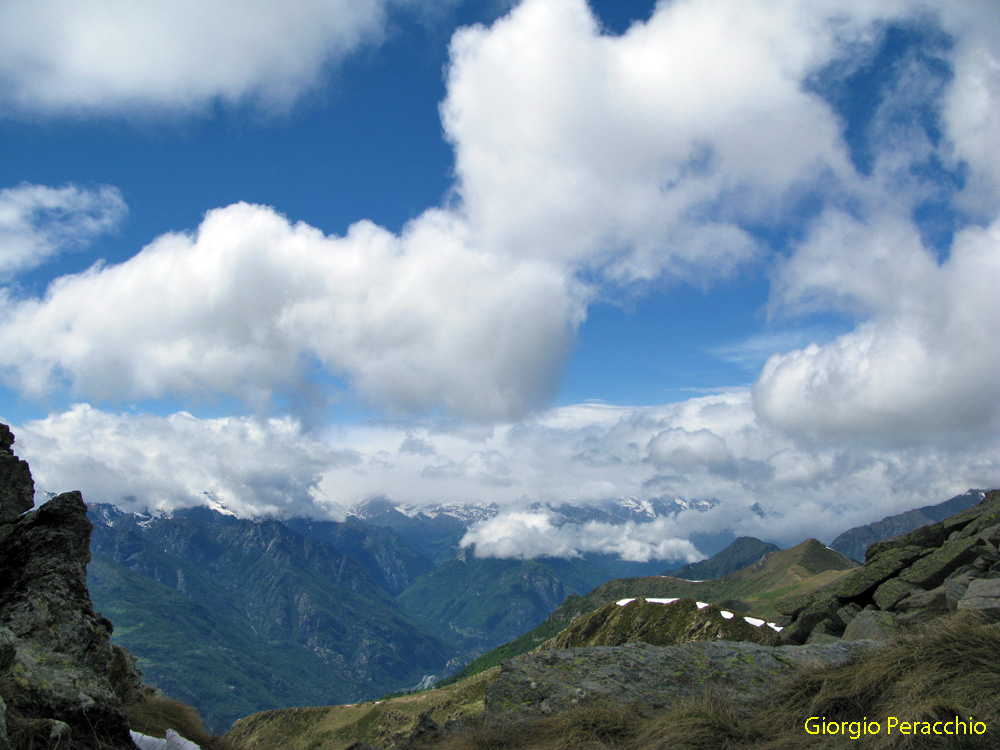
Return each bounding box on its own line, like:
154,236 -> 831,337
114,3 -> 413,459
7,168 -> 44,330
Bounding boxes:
485,640 -> 875,725
0,425 -> 136,750
781,489 -> 1000,645
0,425 -> 33,525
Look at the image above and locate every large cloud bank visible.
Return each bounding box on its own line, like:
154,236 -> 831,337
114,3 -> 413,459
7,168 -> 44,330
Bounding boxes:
1,0 -> 999,556
13,394 -> 997,553
2,0 -> 997,431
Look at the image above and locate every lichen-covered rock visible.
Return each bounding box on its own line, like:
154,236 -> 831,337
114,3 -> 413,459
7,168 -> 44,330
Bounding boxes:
897,535 -> 979,589
777,598 -> 841,645
894,586 -> 951,627
0,425 -> 136,750
842,609 -> 900,641
871,578 -> 919,610
804,620 -> 841,644
484,640 -> 875,725
0,629 -> 11,750
944,571 -> 977,612
962,499 -> 1000,538
0,426 -> 14,453
834,552 -> 911,600
108,645 -> 156,707
957,578 -> 1000,620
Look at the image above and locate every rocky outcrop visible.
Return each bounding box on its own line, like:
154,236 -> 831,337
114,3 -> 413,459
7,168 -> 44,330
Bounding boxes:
830,489 -> 986,563
780,489 -> 1000,645
0,425 -> 137,750
484,639 -> 875,725
0,426 -> 32,525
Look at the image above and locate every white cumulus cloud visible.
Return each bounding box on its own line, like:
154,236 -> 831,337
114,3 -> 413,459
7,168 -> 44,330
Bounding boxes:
0,0 -> 433,115
0,183 -> 126,279
440,0 -> 858,285
936,0 -> 1000,213
756,211 -> 1000,446
0,203 -> 582,420
14,403 -> 355,518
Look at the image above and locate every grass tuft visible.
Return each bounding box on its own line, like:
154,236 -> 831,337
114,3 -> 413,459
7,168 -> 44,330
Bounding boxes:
440,701 -> 645,750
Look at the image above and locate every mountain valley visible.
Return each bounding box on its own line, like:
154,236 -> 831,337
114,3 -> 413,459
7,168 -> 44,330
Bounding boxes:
87,504 -> 452,731
83,494 -> 719,731
227,489 -> 1000,750
80,488 -> 987,733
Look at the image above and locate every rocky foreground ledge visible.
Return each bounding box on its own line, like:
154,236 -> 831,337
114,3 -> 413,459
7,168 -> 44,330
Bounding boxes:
484,639 -> 874,725
0,425 -> 140,750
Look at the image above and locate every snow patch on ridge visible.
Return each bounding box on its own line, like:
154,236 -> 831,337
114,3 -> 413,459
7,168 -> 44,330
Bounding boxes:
615,596 -> 783,631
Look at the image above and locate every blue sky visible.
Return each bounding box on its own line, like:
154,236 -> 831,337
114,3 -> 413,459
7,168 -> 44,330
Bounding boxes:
1,0 -> 998,557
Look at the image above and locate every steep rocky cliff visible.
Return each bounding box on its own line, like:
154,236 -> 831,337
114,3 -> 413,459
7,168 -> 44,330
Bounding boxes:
0,425 -> 137,750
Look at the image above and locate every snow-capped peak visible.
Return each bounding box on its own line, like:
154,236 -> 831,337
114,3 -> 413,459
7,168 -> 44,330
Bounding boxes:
202,491 -> 237,517
618,496 -> 656,518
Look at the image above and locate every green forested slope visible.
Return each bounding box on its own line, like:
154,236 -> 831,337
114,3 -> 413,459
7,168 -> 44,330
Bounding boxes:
88,506 -> 452,732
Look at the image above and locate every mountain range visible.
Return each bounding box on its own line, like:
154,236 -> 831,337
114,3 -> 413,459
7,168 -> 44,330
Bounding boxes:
87,503 -> 452,731
84,488 -> 983,732
85,494 -> 717,730
438,535 -> 860,687
228,487 -> 1000,748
